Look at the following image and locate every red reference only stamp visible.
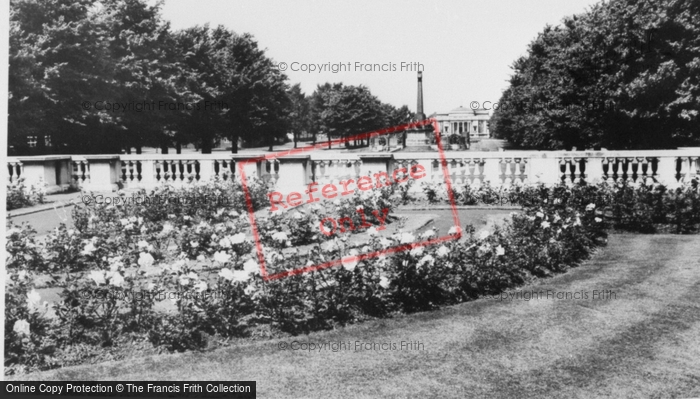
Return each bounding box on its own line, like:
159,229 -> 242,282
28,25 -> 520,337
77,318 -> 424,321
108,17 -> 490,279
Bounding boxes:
239,118 -> 461,281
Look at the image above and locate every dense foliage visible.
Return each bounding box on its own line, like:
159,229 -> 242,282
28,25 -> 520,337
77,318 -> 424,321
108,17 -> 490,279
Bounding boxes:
422,179 -> 700,233
308,83 -> 414,148
490,0 -> 700,149
8,178 -> 698,374
8,0 -> 414,155
6,179 -> 46,211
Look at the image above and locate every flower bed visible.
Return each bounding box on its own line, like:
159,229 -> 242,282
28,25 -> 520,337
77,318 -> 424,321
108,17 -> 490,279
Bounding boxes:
421,179 -> 700,233
4,177 -> 696,375
7,179 -> 47,211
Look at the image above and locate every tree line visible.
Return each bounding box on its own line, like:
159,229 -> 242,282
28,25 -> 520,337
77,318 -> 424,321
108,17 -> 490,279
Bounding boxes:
9,0 -> 413,155
490,0 -> 699,150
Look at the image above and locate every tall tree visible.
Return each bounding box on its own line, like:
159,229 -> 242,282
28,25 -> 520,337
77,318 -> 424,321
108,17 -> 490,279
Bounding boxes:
174,26 -> 290,153
98,0 -> 185,154
313,84 -> 386,148
491,0 -> 700,150
287,83 -> 311,148
9,0 -> 115,154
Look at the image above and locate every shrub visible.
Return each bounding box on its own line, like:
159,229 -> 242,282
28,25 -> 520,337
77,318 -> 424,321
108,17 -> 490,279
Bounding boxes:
5,178 -> 697,375
7,179 -> 46,211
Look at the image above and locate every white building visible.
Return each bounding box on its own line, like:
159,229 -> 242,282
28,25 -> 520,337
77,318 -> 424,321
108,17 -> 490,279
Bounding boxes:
432,106 -> 491,140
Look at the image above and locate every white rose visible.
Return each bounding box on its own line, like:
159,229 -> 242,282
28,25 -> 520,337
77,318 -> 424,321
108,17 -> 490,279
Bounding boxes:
272,231 -> 288,242
161,223 -> 174,234
194,281 -> 208,293
219,268 -> 234,281
81,242 -> 97,256
341,249 -> 360,271
109,272 -> 125,287
213,251 -> 231,264
89,270 -> 106,285
26,290 -> 43,311
421,229 -> 436,239
418,254 -> 434,267
379,276 -> 390,289
243,259 -> 259,274
218,237 -> 232,248
410,247 -> 424,257
13,319 -> 30,336
244,285 -> 256,296
232,270 -> 250,283
496,245 -> 505,256
229,233 -> 246,244
138,252 -> 155,268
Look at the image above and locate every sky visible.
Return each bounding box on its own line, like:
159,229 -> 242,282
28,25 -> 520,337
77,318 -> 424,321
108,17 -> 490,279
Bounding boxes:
158,0 -> 601,115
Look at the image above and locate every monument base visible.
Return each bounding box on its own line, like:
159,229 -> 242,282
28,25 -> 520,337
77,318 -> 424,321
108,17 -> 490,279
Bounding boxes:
404,126 -> 434,148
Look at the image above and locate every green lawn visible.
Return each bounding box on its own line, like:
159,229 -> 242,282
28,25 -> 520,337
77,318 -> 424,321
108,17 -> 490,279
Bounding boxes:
12,233 -> 700,399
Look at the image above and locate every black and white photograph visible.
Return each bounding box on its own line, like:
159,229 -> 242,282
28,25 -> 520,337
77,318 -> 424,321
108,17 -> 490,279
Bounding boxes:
2,0 -> 700,397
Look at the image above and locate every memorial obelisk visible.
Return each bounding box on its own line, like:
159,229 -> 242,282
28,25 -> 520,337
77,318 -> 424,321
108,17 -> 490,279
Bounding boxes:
403,71 -> 434,148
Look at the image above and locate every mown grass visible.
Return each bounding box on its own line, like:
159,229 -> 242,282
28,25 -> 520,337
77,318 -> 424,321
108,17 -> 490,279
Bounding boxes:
11,233 -> 700,399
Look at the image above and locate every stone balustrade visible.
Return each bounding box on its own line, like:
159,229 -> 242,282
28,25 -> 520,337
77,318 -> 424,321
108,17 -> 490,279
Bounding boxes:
6,149 -> 699,195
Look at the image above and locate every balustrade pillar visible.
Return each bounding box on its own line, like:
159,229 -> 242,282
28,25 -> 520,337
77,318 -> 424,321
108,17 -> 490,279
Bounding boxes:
197,159 -> 215,183
655,157 -> 678,185
139,160 -> 157,186
482,158 -> 501,186
81,155 -> 120,192
275,155 -> 310,194
529,155 -> 560,185
586,157 -> 604,183
13,156 -> 72,193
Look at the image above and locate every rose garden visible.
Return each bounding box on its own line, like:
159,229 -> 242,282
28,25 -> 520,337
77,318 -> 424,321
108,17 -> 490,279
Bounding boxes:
5,163 -> 700,375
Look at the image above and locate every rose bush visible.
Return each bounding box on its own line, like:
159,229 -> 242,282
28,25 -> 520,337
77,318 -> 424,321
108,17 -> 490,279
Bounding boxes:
5,178 -> 697,375
7,179 -> 46,211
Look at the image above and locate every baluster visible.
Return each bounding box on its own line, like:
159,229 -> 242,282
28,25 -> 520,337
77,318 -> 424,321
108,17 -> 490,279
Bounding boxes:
630,158 -> 640,184
353,160 -> 362,179
166,160 -> 175,184
501,158 -> 512,186
678,157 -> 691,183
456,159 -> 467,186
627,157 -> 636,184
154,161 -> 163,183
72,160 -> 89,187
461,158 -> 471,186
8,161 -> 22,185
474,158 -> 485,187
513,158 -> 524,185
446,159 -> 457,186
559,159 -> 570,184
687,157 -> 699,182
573,158 -> 584,184
431,159 -> 441,182
612,158 -> 622,184
638,157 -> 650,185
314,161 -> 326,184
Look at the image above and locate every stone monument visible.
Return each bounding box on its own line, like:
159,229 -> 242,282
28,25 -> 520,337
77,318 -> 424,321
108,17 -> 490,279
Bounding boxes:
403,71 -> 435,148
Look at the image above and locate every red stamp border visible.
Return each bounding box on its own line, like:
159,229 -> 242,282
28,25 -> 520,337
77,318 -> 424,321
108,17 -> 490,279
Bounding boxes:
238,118 -> 461,281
